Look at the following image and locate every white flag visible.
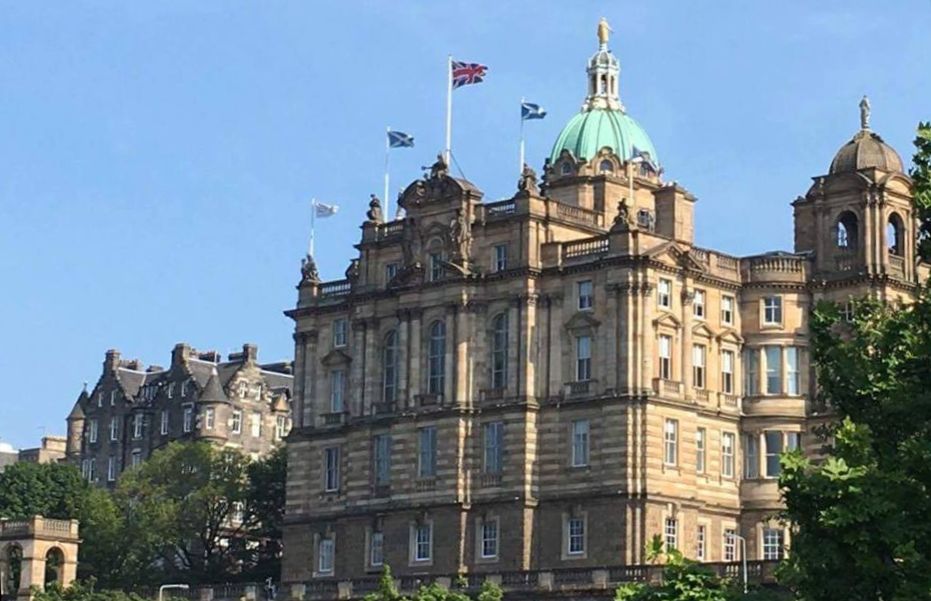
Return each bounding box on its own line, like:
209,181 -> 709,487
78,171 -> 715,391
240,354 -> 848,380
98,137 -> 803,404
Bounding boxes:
314,201 -> 339,218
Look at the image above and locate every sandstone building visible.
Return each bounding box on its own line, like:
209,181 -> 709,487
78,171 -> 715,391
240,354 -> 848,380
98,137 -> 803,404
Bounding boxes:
67,343 -> 293,486
281,23 -> 922,584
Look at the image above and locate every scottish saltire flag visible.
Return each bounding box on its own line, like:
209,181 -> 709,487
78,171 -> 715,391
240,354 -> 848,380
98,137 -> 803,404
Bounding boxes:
451,60 -> 488,89
632,146 -> 658,171
521,101 -> 547,120
387,130 -> 415,148
313,201 -> 339,218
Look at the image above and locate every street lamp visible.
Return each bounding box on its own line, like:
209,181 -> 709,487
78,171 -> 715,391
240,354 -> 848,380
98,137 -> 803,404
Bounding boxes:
726,532 -> 749,594
158,584 -> 190,601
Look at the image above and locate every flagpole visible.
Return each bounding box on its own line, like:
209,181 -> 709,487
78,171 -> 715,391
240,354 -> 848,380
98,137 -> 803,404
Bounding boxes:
384,127 -> 391,219
445,54 -> 453,165
309,198 -> 316,257
519,97 -> 525,176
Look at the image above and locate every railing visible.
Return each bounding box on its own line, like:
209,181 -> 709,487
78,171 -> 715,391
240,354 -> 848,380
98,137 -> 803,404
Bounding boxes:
321,412 -> 345,426
555,201 -> 603,227
481,387 -> 505,401
480,473 -> 502,487
567,380 -> 591,395
564,236 -> 609,259
652,379 -> 682,396
485,199 -> 516,216
0,517 -> 79,538
319,279 -> 352,297
888,253 -> 906,276
372,402 -> 395,416
690,248 -> 709,265
376,220 -> 405,239
500,571 -> 539,588
608,565 -> 649,582
723,394 -> 739,407
693,389 -> 710,403
748,255 -> 805,273
416,478 -> 437,492
835,250 -> 858,272
553,568 -> 592,585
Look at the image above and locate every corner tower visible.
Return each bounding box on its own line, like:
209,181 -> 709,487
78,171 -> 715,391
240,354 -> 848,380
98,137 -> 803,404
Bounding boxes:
793,97 -> 918,300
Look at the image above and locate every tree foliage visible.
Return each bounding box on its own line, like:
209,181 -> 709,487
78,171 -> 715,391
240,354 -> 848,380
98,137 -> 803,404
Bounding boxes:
362,566 -> 503,601
0,461 -> 90,520
778,123 -> 931,601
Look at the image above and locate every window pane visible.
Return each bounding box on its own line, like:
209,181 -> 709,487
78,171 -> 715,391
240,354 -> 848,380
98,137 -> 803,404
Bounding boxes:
744,434 -> 759,479
765,431 -> 783,477
765,346 -> 782,394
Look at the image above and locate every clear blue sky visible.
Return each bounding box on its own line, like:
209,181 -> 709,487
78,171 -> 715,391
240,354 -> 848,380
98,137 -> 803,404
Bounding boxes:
1,1 -> 929,449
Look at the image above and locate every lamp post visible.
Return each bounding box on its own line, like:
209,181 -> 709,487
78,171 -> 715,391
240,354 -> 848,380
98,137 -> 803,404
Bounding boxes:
726,532 -> 749,594
158,584 -> 190,601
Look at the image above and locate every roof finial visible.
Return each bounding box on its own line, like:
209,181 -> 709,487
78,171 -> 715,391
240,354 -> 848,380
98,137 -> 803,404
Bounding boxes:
597,17 -> 612,49
859,95 -> 871,130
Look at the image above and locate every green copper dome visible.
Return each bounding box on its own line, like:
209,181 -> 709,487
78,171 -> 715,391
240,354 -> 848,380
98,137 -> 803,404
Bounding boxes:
550,108 -> 659,165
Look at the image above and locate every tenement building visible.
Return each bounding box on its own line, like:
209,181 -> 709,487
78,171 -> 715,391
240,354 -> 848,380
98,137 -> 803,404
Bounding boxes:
67,343 -> 293,486
281,23 -> 923,584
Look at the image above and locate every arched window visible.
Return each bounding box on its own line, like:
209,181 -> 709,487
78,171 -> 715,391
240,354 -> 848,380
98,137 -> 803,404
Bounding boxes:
887,213 -> 904,256
382,330 -> 399,403
428,321 -> 446,395
599,159 -> 614,174
44,548 -> 64,587
491,313 -> 509,389
560,162 -> 573,176
836,211 -> 859,249
2,544 -> 23,595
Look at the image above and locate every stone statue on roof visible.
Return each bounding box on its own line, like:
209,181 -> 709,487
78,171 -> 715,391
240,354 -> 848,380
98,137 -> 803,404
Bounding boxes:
518,163 -> 539,195
860,95 -> 871,130
428,153 -> 449,180
597,17 -> 612,47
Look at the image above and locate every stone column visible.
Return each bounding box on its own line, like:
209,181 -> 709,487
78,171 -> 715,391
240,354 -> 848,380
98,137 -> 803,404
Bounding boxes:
509,299 -> 521,396
300,331 -> 319,427
444,305 -> 456,403
521,294 -> 539,399
350,320 -> 366,416
397,310 -> 410,406
546,294 -> 564,396
362,318 -> 380,414
638,280 -> 655,394
454,303 -> 470,406
681,283 -> 695,397
408,309 -> 423,407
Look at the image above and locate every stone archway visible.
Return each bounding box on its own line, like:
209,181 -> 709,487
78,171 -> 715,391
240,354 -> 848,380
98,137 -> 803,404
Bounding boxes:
0,517 -> 80,601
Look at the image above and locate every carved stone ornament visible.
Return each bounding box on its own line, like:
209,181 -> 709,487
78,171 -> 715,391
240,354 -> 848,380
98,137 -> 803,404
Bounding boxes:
345,259 -> 360,283
366,194 -> 383,223
517,163 -> 539,195
448,208 -> 473,271
300,254 -> 320,283
613,198 -> 633,230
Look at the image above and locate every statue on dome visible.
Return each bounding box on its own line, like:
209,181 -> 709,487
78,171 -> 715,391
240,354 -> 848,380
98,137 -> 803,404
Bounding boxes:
860,95 -> 871,130
517,163 -> 539,195
597,17 -> 612,47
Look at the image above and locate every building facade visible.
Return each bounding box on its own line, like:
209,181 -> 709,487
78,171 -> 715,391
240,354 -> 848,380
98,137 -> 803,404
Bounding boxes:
66,343 -> 293,486
281,23 -> 922,584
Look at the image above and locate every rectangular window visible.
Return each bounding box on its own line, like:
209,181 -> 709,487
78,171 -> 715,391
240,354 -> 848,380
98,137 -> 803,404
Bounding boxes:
330,369 -> 345,413
109,417 -> 119,441
665,518 -> 678,551
414,523 -> 432,561
692,344 -> 706,389
722,432 -> 735,478
721,350 -> 735,394
664,419 -> 678,466
110,390 -> 117,405
130,450 -> 141,468
763,296 -> 783,325
250,412 -> 262,437
204,408 -> 215,431
107,457 -> 117,482
318,538 -> 334,574
374,434 -> 391,486
276,415 -> 288,440
744,348 -> 759,395
571,419 -> 590,467
696,428 -> 706,474
723,529 -> 737,561
578,280 -> 593,310
693,290 -> 705,319
88,419 -> 98,443
765,430 -> 784,478
659,335 -> 672,380
168,382 -> 175,399
765,346 -> 782,395
418,427 -> 437,478
324,447 -> 340,492
481,519 -> 499,559
231,410 -> 242,435
483,422 -> 504,474
370,531 -> 384,567
721,295 -> 734,325
786,347 -> 800,395
333,318 -> 348,347
762,528 -> 785,560
567,517 -> 585,555
429,252 -> 444,282
576,335 -> 592,381
97,392 -> 103,407
183,406 -> 193,433
385,262 -> 399,284
89,458 -> 97,481
697,524 -> 707,561
657,278 -> 672,309
133,414 -> 143,439
744,434 -> 759,479
493,244 -> 508,272
160,410 -> 169,435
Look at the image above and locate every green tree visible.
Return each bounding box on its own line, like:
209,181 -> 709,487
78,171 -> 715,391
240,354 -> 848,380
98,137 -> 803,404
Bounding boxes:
240,445 -> 287,581
0,462 -> 89,520
778,123 -> 931,601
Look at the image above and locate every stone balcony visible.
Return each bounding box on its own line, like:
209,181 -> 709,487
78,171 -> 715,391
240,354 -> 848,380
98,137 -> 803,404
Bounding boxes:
0,516 -> 79,540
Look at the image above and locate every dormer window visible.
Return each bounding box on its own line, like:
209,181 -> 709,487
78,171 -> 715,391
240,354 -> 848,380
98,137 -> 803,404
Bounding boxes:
560,162 -> 573,176
97,392 -> 103,407
599,159 -> 613,174
167,382 -> 175,399
181,379 -> 189,397
110,390 -> 116,405
238,381 -> 248,398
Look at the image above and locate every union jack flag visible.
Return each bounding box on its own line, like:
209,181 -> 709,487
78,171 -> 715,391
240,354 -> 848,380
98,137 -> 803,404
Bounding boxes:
451,60 -> 488,89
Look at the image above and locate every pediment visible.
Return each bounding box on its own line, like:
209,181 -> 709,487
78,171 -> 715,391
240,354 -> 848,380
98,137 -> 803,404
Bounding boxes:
320,349 -> 353,367
691,322 -> 715,339
644,241 -> 707,272
565,311 -> 601,331
653,311 -> 681,329
716,328 -> 744,345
